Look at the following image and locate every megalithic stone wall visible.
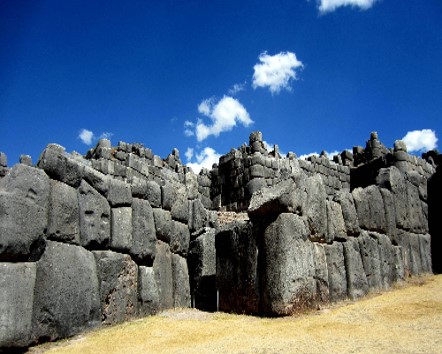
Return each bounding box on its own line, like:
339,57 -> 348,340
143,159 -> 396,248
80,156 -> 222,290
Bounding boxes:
0,140 -> 217,350
0,131 -> 439,350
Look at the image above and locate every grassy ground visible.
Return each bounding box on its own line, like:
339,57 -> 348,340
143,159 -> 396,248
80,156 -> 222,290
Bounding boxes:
30,274 -> 442,354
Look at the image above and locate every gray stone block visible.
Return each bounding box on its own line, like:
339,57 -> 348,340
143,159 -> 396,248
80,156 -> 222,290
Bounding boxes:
172,253 -> 191,308
131,198 -> 157,265
189,199 -> 209,233
334,190 -> 360,236
83,165 -> 110,196
169,220 -> 190,257
93,251 -> 138,325
0,262 -> 36,348
107,178 -> 132,207
358,231 -> 382,291
138,266 -> 160,316
353,186 -> 386,233
171,188 -> 189,224
110,207 -> 132,252
19,155 -> 32,166
261,213 -> 316,315
0,152 -> 7,167
325,242 -> 347,302
153,241 -> 174,311
153,208 -> 173,244
313,243 -> 330,303
48,180 -> 80,244
343,238 -> 369,299
78,180 -> 110,249
325,200 -> 346,243
38,144 -> 85,187
216,221 -> 259,314
32,241 -> 101,342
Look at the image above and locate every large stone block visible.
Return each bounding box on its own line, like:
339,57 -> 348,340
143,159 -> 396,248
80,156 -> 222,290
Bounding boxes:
38,144 -> 85,187
32,241 -> 101,342
0,263 -> 36,348
172,254 -> 191,308
188,228 -> 216,311
304,175 -> 327,238
153,241 -> 174,311
138,266 -> 160,316
325,200 -> 346,243
313,243 -> 330,303
171,187 -> 189,224
78,180 -> 111,249
131,198 -> 157,265
358,231 -> 382,291
47,180 -> 80,244
261,214 -> 316,315
169,220 -> 190,257
93,251 -> 138,325
353,186 -> 386,233
110,207 -> 132,252
0,165 -> 50,261
324,242 -> 347,302
189,199 -> 209,233
216,221 -> 259,314
107,179 -> 132,207
343,238 -> 369,299
334,190 -> 360,236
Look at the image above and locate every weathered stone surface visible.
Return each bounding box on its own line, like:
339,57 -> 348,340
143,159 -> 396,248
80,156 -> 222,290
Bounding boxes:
0,165 -> 50,261
379,188 -> 397,239
188,228 -> 216,311
395,230 -> 422,277
261,213 -> 316,315
153,241 -> 174,311
419,233 -> 432,273
358,231 -> 382,291
131,198 -> 157,265
371,232 -> 396,289
325,200 -> 346,243
353,186 -> 386,233
83,165 -> 110,196
170,220 -> 190,257
247,179 -> 296,220
245,178 -> 268,199
324,242 -> 347,301
93,251 -> 138,324
304,175 -> 327,238
189,199 -> 209,233
0,263 -> 36,348
312,243 -> 330,303
161,181 -> 177,210
107,179 -> 132,207
153,208 -> 173,244
32,241 -> 101,342
216,221 -> 259,314
0,152 -> 7,167
334,190 -> 360,236
172,253 -> 191,308
185,172 -> 199,200
138,266 -> 160,316
38,144 -> 85,187
47,180 -> 80,244
110,207 -> 132,252
171,187 -> 189,224
343,238 -> 369,299
0,164 -> 50,209
78,180 -> 110,249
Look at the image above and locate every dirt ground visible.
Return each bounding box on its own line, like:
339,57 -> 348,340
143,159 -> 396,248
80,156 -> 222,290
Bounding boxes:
29,274 -> 442,354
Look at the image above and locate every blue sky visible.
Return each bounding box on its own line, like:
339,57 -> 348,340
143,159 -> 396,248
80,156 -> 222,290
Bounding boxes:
1,0 -> 441,172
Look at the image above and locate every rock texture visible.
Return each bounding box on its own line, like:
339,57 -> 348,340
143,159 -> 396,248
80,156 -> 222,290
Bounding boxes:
0,131 -> 437,350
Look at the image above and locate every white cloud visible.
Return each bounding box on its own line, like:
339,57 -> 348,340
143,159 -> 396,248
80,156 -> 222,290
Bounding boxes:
186,147 -> 221,174
78,129 -> 94,145
402,129 -> 438,152
228,82 -> 247,95
185,147 -> 194,161
195,96 -> 253,142
99,132 -> 113,140
184,120 -> 195,137
317,0 -> 378,13
252,51 -> 303,94
298,150 -> 342,160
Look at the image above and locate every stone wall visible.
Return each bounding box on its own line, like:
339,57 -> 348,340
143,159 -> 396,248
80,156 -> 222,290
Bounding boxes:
0,131 -> 439,350
0,140 -> 216,349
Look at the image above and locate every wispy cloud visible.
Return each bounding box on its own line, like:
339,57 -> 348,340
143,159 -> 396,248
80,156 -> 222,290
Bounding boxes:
192,96 -> 253,142
228,82 -> 247,96
402,129 -> 438,152
316,0 -> 378,14
78,129 -> 94,145
252,51 -> 303,94
184,121 -> 195,137
186,147 -> 221,174
78,129 -> 113,145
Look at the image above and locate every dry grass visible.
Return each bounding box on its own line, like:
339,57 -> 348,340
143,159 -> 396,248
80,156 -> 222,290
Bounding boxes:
30,274 -> 442,354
